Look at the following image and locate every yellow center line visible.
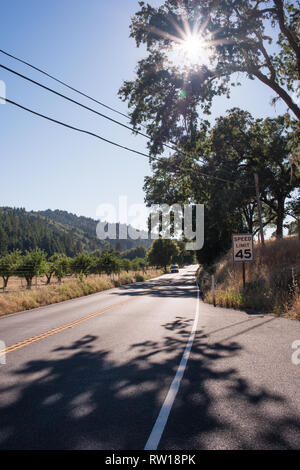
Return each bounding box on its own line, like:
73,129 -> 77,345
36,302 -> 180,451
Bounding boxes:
0,280 -> 171,357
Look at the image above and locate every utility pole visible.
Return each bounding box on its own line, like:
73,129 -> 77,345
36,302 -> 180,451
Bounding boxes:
254,173 -> 265,246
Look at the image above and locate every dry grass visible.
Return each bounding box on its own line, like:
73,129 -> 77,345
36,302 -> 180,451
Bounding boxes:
198,236 -> 300,319
0,268 -> 162,317
0,273 -> 106,292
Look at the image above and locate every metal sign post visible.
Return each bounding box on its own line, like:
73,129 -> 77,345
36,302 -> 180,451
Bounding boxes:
232,234 -> 254,289
242,262 -> 246,289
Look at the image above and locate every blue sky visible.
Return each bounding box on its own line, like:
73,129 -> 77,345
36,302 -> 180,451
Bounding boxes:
0,0 -> 288,222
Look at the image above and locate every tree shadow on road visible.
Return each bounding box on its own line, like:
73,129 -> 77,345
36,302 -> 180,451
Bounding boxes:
113,270 -> 199,299
0,315 -> 299,450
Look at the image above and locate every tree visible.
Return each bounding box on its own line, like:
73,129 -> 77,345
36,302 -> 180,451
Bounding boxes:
0,250 -> 21,290
253,115 -> 300,237
121,258 -> 132,272
0,226 -> 8,256
100,252 -> 121,278
15,249 -> 46,289
287,220 -> 299,235
173,240 -> 197,266
46,253 -> 70,284
287,197 -> 300,237
90,255 -> 104,276
43,260 -> 55,285
70,253 -> 93,277
148,238 -> 180,270
143,108 -> 300,263
130,257 -> 147,272
119,0 -> 300,158
135,257 -> 148,272
121,245 -> 147,260
205,109 -> 300,238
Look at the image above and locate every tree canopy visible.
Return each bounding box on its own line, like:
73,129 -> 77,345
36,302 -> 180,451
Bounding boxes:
119,0 -> 300,157
147,238 -> 180,269
143,109 -> 299,264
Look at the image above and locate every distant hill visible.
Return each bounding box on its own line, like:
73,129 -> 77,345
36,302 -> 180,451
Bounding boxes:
0,207 -> 151,257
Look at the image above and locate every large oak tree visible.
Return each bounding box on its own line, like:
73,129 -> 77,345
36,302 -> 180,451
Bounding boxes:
119,0 -> 300,155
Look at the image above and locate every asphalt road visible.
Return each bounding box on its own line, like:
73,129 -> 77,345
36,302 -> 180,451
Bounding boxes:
0,265 -> 299,450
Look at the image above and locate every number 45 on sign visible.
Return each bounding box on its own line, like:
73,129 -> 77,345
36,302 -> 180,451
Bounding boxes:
232,234 -> 253,262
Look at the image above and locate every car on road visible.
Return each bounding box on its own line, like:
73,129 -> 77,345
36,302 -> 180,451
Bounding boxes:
170,264 -> 179,273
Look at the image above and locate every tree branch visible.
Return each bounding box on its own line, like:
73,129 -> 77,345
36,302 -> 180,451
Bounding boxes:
251,67 -> 300,120
274,0 -> 300,75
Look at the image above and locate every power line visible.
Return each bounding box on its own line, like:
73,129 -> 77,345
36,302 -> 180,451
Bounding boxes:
1,95 -> 253,186
1,96 -> 152,159
0,64 -> 153,141
0,48 -> 131,121
0,49 -> 199,160
0,49 -> 257,184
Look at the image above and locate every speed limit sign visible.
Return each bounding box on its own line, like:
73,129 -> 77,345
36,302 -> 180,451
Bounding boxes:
232,234 -> 253,262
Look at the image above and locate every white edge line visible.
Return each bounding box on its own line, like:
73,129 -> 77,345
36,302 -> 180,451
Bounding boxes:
144,277 -> 200,450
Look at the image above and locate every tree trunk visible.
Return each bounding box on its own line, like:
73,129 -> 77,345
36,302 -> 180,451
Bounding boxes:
2,276 -> 9,291
26,277 -> 32,290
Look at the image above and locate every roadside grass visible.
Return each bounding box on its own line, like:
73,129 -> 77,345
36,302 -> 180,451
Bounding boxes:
0,269 -> 162,317
198,236 -> 300,319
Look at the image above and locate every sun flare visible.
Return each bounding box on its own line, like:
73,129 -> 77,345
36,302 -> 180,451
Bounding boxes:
168,32 -> 213,69
146,11 -> 215,70
181,35 -> 207,62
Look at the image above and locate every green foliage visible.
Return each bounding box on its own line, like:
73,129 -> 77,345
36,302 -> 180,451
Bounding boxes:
0,207 -> 84,257
120,0 -> 300,156
15,248 -> 47,289
121,245 -> 147,260
134,257 -> 148,271
121,258 -> 132,272
143,108 -> 300,265
0,225 -> 9,256
288,220 -> 300,236
0,207 -> 152,257
50,253 -> 70,283
0,247 -> 157,295
100,252 -> 121,276
40,210 -> 152,251
0,250 -> 21,289
147,238 -> 180,270
173,241 -> 196,266
131,257 -> 146,271
70,253 -> 93,276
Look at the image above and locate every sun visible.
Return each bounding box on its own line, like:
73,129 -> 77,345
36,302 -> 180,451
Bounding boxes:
180,35 -> 207,63
168,32 -> 213,69
178,32 -> 213,67
146,11 -> 215,70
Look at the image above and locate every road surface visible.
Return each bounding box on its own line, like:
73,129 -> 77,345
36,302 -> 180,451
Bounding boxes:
0,265 -> 299,450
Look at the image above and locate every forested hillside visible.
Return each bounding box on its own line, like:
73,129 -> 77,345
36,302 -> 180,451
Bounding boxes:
0,207 -> 151,256
38,209 -> 99,237
37,209 -> 151,251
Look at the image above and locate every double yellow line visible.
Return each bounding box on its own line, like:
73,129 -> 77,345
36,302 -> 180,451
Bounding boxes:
0,280 -> 170,359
